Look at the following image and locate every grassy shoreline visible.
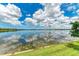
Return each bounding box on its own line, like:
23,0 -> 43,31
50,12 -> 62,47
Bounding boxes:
3,40 -> 79,56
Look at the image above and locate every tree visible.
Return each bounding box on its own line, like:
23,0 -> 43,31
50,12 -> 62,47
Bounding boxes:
71,21 -> 79,30
71,21 -> 79,37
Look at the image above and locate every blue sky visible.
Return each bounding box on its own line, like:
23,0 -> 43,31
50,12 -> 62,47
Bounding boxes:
61,3 -> 79,17
14,3 -> 44,21
0,3 -> 79,29
1,3 -> 44,21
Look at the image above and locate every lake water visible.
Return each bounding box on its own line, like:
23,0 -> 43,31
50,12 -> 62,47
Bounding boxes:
0,30 -> 79,55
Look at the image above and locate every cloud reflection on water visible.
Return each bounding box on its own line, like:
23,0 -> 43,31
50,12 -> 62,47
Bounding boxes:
0,30 -> 78,54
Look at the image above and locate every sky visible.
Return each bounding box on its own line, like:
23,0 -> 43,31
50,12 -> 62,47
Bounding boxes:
0,3 -> 79,29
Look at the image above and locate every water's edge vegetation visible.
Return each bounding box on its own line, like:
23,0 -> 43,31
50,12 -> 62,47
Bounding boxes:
4,40 -> 79,56
0,28 -> 25,32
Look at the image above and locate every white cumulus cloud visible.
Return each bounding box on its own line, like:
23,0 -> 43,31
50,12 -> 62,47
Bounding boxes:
31,3 -> 72,29
0,4 -> 22,25
24,3 -> 79,29
24,18 -> 37,25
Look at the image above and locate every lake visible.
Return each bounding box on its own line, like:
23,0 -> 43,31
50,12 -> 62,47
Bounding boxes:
0,30 -> 79,55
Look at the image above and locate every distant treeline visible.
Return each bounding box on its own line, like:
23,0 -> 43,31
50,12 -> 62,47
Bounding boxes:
0,28 -> 23,32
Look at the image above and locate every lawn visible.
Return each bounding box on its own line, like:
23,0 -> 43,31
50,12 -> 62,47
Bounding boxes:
14,41 -> 79,56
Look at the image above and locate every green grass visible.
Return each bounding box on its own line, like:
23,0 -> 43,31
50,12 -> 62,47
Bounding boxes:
14,41 -> 79,56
